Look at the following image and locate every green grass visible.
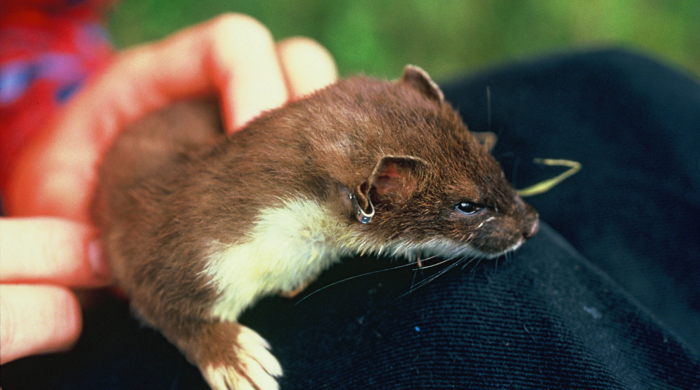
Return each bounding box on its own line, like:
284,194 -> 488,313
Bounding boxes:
109,0 -> 700,82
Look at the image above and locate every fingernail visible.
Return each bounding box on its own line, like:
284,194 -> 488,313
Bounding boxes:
88,239 -> 110,280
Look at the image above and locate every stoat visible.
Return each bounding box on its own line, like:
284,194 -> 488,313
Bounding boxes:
92,65 -> 539,390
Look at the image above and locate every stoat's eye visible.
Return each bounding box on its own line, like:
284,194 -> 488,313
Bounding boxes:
455,201 -> 480,215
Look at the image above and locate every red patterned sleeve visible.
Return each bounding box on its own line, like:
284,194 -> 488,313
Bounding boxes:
0,0 -> 115,187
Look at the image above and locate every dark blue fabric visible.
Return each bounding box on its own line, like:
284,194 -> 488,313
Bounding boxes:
2,49 -> 699,389
441,48 -> 700,354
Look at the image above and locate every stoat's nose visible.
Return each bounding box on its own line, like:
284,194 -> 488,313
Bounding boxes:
514,195 -> 539,239
524,216 -> 539,239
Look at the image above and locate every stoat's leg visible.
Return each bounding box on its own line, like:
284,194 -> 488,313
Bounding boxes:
165,320 -> 283,390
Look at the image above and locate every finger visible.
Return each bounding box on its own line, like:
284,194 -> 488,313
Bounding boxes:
276,37 -> 338,100
0,218 -> 110,286
3,13 -> 287,219
103,13 -> 288,134
206,14 -> 289,131
0,284 -> 82,364
91,13 -> 288,138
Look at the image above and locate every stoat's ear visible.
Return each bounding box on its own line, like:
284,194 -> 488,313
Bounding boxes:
472,131 -> 498,154
353,156 -> 429,223
401,65 -> 444,103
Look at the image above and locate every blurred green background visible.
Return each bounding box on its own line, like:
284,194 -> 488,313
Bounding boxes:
109,0 -> 700,82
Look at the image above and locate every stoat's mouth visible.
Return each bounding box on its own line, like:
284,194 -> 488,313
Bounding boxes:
502,237 -> 526,255
473,237 -> 527,260
385,236 -> 526,264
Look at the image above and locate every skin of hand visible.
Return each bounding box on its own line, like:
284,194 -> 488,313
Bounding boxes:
0,13 -> 337,365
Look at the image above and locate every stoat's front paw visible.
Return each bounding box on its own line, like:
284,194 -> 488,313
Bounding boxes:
201,325 -> 283,390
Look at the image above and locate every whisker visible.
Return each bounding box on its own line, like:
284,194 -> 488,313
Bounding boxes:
295,260 -> 416,305
397,254 -> 466,300
411,256 -> 451,271
461,256 -> 479,270
410,257 -> 463,291
467,256 -> 487,280
486,85 -> 492,133
411,266 -> 420,292
407,253 -> 445,290
407,260 -> 455,292
511,156 -> 522,189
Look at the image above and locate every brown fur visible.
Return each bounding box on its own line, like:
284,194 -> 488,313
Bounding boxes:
92,66 -> 538,389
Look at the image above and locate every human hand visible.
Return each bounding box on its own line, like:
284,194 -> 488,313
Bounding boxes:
0,14 -> 337,364
2,13 -> 337,221
0,218 -> 110,364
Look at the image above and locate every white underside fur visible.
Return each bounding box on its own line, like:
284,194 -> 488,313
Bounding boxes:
203,197 -> 519,321
203,198 -> 350,321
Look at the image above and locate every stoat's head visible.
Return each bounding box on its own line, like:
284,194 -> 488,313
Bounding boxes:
332,66 -> 539,260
